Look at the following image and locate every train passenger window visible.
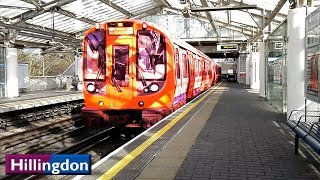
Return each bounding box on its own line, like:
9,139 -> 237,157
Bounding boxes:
206,62 -> 210,75
84,30 -> 106,80
201,61 -> 205,75
182,54 -> 188,78
175,49 -> 180,79
137,30 -> 166,80
112,45 -> 129,87
194,58 -> 199,77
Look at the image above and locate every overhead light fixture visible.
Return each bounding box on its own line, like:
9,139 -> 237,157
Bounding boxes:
181,3 -> 191,18
190,5 -> 257,12
182,8 -> 191,18
0,5 -> 36,10
179,0 -> 188,4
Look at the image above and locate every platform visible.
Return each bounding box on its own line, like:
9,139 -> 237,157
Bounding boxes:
0,90 -> 83,113
74,82 -> 320,180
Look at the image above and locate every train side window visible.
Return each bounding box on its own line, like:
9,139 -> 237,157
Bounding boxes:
175,49 -> 180,79
188,53 -> 193,75
182,53 -> 188,78
195,58 -> 199,77
208,62 -> 212,77
205,62 -> 209,75
201,61 -> 204,76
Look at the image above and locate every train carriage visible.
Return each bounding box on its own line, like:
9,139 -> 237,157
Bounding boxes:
81,20 -> 221,128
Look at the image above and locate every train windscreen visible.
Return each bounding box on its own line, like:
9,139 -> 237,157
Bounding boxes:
137,30 -> 166,80
84,30 -> 106,80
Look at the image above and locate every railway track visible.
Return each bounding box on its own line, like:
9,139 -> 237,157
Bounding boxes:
0,123 -> 84,164
0,100 -> 82,130
0,116 -> 81,151
0,125 -> 142,180
0,99 -> 145,180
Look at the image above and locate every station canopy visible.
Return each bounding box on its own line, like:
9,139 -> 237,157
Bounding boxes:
0,0 -> 308,52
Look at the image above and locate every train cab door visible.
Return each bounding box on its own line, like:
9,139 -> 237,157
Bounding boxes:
173,46 -> 182,108
107,38 -> 133,108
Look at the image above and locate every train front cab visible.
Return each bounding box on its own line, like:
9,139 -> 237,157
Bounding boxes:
82,21 -> 175,128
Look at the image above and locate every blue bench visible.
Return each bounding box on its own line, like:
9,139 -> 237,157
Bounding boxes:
287,110 -> 320,155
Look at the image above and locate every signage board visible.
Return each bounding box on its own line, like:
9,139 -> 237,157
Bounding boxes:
274,42 -> 283,50
108,27 -> 133,35
217,44 -> 238,51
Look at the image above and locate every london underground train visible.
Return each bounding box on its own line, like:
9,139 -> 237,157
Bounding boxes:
81,19 -> 221,128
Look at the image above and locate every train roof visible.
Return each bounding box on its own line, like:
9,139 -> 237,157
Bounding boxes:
104,19 -> 216,62
141,21 -> 214,61
88,19 -> 219,66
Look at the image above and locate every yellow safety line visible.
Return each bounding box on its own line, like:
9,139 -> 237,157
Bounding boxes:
98,82 -> 222,180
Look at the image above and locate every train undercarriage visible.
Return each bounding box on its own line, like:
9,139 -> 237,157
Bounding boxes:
81,107 -> 171,129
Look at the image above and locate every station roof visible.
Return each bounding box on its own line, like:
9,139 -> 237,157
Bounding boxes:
0,0 -> 306,52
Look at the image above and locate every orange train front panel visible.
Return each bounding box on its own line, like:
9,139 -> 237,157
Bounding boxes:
81,19 -> 219,128
81,20 -> 176,125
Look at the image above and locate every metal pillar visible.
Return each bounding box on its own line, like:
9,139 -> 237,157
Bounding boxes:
259,42 -> 266,98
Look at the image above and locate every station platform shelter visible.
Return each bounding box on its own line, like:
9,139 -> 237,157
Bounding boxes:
1,0 -> 320,179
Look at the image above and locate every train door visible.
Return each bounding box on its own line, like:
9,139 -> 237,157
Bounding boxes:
181,49 -> 189,104
205,61 -> 210,89
200,58 -> 206,92
107,38 -> 133,108
214,64 -> 218,85
209,62 -> 213,86
173,46 -> 182,107
193,56 -> 201,97
186,51 -> 195,100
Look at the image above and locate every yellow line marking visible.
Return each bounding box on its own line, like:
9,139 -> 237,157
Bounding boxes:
98,82 -> 222,180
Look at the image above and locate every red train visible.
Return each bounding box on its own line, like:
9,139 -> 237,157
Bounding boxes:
81,19 -> 221,128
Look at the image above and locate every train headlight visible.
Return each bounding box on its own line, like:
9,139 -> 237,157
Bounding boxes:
142,22 -> 147,30
138,101 -> 144,107
98,101 -> 104,107
149,83 -> 159,92
95,23 -> 100,30
87,83 -> 95,92
143,87 -> 149,93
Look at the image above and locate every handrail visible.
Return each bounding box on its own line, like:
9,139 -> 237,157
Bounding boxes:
288,109 -> 320,121
308,122 -> 320,135
293,115 -> 320,129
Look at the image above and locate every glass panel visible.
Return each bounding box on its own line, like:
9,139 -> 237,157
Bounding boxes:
143,15 -> 247,40
175,49 -> 180,79
0,48 -> 5,98
195,57 -> 199,77
84,30 -> 106,80
137,30 -> 166,80
266,20 -> 287,113
205,62 -> 209,76
113,45 -> 129,87
183,53 -> 188,78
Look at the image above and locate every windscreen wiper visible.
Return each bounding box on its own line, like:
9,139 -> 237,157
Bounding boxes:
135,62 -> 147,87
93,59 -> 102,86
111,77 -> 122,92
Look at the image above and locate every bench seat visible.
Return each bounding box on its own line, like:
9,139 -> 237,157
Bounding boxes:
286,120 -> 320,154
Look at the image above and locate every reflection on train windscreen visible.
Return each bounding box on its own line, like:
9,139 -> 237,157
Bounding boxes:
84,30 -> 106,80
113,45 -> 129,87
137,30 -> 166,80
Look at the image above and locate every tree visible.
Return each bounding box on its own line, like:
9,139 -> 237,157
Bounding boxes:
18,50 -> 75,76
